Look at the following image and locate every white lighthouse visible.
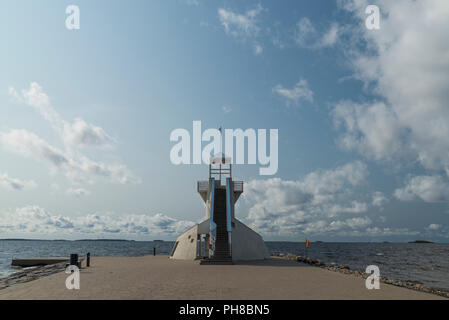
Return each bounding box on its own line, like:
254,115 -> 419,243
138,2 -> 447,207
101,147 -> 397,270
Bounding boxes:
170,155 -> 269,264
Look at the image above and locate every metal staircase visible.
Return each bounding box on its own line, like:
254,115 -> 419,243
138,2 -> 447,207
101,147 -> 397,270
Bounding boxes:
200,188 -> 232,265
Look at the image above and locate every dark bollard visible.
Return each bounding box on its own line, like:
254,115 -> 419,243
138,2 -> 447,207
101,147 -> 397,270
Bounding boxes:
70,253 -> 78,266
153,247 -> 156,256
86,252 -> 90,267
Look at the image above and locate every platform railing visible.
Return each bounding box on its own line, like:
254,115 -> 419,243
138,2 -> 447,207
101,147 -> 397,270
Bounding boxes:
233,181 -> 243,192
197,181 -> 208,192
209,163 -> 232,180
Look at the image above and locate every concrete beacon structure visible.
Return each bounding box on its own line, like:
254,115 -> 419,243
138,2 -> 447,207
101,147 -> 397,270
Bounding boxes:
170,155 -> 269,264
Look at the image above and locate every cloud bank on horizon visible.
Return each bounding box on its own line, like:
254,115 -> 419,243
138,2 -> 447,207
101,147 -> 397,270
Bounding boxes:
0,0 -> 448,241
0,206 -> 194,237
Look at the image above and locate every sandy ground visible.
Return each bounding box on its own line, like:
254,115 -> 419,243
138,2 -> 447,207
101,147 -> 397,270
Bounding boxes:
0,256 -> 445,300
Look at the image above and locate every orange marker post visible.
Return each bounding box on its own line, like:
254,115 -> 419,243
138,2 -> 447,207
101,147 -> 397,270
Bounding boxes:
305,239 -> 310,258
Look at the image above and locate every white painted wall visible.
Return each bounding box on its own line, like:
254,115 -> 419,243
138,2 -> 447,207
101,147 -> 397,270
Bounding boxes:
170,224 -> 198,260
171,218 -> 269,261
197,219 -> 209,234
231,219 -> 270,261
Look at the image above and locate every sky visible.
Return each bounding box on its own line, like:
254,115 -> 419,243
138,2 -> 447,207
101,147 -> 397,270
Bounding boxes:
0,0 -> 448,242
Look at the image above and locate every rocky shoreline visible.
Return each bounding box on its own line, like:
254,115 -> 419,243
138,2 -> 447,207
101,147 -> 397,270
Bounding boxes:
275,253 -> 449,299
0,262 -> 67,290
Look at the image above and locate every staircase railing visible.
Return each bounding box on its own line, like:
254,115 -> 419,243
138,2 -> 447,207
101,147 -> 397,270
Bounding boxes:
226,177 -> 233,258
208,178 -> 216,258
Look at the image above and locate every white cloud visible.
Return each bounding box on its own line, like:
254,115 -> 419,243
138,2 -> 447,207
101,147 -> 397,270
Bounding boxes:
302,161 -> 368,192
216,5 -> 270,55
0,206 -> 195,236
8,87 -> 22,103
4,83 -> 137,186
332,101 -> 405,161
253,43 -> 263,55
364,227 -> 419,237
320,23 -> 340,47
428,224 -> 442,231
66,187 -> 91,197
243,161 -> 370,236
0,129 -> 137,185
273,79 -> 313,106
0,129 -> 68,167
334,0 -> 449,176
287,216 -> 372,236
0,173 -> 37,191
222,106 -> 232,114
10,82 -> 115,148
218,4 -> 263,39
184,0 -> 199,6
328,201 -> 368,215
62,118 -> 116,147
22,82 -> 51,109
372,191 -> 388,207
295,17 -> 340,49
343,217 -> 372,229
394,175 -> 449,203
295,18 -> 315,46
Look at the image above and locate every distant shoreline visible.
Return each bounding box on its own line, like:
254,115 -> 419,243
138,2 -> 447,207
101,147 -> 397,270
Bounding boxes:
0,239 -> 139,242
0,239 -> 445,243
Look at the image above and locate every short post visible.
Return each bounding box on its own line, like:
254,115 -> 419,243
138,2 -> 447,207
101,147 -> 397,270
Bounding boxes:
86,252 -> 90,267
70,253 -> 78,266
153,247 -> 156,256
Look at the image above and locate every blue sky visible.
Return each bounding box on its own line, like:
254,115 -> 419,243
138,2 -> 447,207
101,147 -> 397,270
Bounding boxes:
0,0 -> 448,241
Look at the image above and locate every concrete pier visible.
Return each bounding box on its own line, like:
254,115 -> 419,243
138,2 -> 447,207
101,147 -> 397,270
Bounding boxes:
0,256 -> 444,300
12,257 -> 84,267
12,258 -> 70,267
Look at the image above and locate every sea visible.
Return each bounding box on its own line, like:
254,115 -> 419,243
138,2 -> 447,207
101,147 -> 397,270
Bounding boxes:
1,240 -> 448,291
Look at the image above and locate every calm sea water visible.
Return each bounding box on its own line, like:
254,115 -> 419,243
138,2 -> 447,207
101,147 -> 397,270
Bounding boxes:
1,240 -> 448,291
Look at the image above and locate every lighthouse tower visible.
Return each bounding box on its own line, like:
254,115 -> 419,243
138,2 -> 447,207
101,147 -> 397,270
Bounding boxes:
170,155 -> 269,264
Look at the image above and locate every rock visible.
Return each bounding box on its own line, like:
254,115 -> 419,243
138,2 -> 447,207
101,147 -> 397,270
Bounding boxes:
286,253 -> 298,260
0,262 -> 66,291
277,252 -> 449,299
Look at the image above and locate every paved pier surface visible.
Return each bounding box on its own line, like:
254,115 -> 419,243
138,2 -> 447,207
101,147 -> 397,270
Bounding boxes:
0,256 -> 445,300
